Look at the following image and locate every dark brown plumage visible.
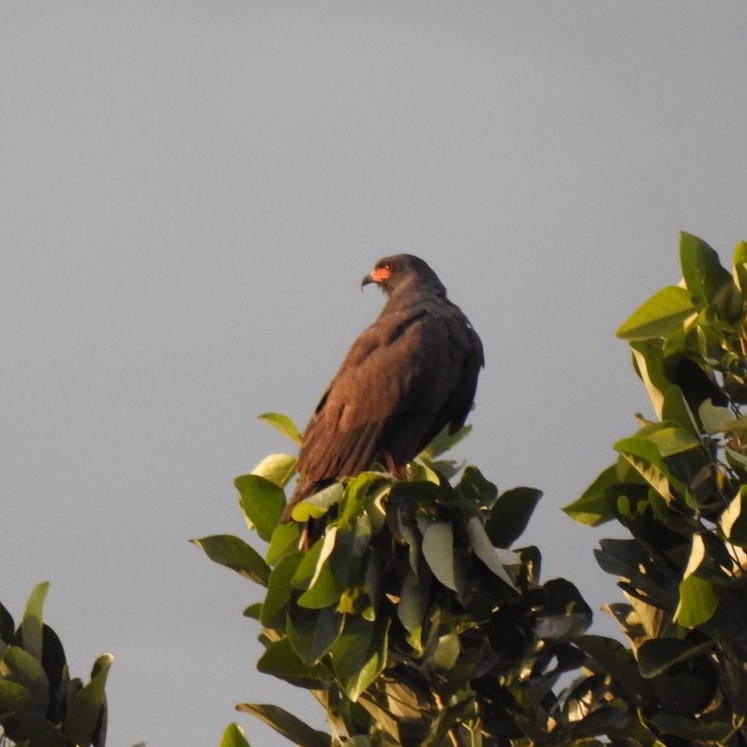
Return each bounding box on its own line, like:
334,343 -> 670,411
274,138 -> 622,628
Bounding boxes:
280,254 -> 484,525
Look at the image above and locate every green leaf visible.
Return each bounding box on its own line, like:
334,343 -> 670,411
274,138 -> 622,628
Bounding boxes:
243,603 -> 262,620
629,340 -> 668,419
292,533 -> 343,609
261,552 -> 303,628
235,474 -> 286,541
637,637 -> 713,678
65,653 -> 113,745
330,614 -> 390,701
235,703 -> 330,747
218,723 -> 252,747
287,606 -> 343,665
291,537 -> 324,589
251,453 -> 297,487
576,635 -> 650,703
289,483 -> 344,522
647,424 -> 702,457
594,538 -> 650,581
661,385 -> 698,435
191,535 -> 270,586
0,679 -> 32,714
614,435 -> 671,498
425,632 -> 460,673
485,486 -> 542,546
338,472 -> 390,526
675,574 -> 718,627
616,285 -> 695,340
20,582 -> 49,661
733,239 -> 747,293
421,522 -> 458,592
721,487 -> 747,546
1,646 -> 49,711
0,600 -> 14,644
257,412 -> 302,445
466,517 -> 518,587
563,465 -> 617,526
679,232 -> 732,305
397,572 -> 428,651
536,579 -> 592,639
329,520 -> 371,586
454,465 -> 498,506
422,422 -> 472,459
649,712 -> 733,742
256,638 -> 330,689
266,521 -> 302,566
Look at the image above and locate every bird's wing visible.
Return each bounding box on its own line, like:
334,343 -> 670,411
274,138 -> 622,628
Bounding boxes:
295,304 -> 438,483
296,298 -> 482,489
439,307 -> 485,433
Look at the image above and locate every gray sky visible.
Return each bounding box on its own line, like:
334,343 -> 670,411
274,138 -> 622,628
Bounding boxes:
2,3 -> 746,745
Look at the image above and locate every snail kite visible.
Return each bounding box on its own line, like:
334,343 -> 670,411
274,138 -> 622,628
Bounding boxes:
280,254 -> 484,528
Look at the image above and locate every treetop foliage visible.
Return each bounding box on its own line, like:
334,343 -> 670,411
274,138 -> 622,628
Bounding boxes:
0,583 -> 110,747
201,232 -> 747,747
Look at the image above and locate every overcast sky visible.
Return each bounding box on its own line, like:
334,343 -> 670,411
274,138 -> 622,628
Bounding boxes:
2,3 -> 747,746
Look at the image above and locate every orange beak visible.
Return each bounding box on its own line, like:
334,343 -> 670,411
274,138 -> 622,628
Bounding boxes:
362,266 -> 392,288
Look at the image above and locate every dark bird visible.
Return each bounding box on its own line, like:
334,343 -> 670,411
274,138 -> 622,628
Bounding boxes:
280,254 -> 484,530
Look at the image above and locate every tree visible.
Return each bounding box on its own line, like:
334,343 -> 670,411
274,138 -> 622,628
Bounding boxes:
565,233 -> 747,744
0,583 -> 111,747
201,232 -> 747,747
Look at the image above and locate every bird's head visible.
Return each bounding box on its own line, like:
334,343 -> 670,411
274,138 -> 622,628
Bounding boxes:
361,254 -> 446,296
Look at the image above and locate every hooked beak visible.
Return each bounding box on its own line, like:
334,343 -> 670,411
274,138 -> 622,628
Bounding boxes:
361,266 -> 391,290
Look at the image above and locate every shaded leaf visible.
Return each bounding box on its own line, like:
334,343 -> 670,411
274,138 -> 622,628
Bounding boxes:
65,653 -> 113,745
0,679 -> 32,713
487,486 -> 543,547
575,635 -> 650,704
397,572 -> 428,651
256,638 -> 330,689
422,422 -> 472,459
0,600 -> 14,645
1,646 -> 49,710
331,614 -> 390,701
649,711 -> 733,742
454,465 -> 498,506
287,606 -> 343,665
638,637 -> 713,679
236,703 -> 330,747
421,522 -> 458,591
261,552 -> 303,628
466,517 -> 518,587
